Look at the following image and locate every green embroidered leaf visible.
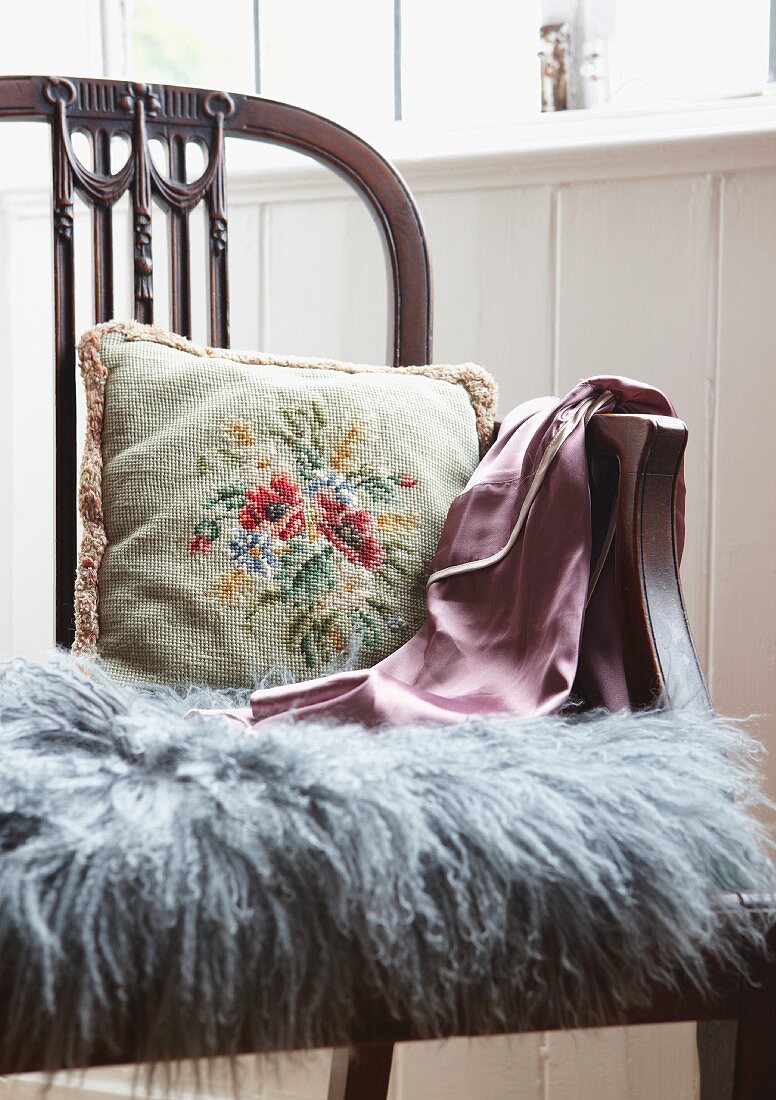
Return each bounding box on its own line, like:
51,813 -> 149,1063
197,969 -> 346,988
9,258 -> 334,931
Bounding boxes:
296,446 -> 325,480
380,557 -> 415,580
288,549 -> 336,605
355,475 -> 398,503
244,590 -> 280,619
214,447 -> 243,467
301,632 -> 316,668
351,609 -> 382,649
268,426 -> 298,448
206,484 -> 246,515
287,603 -> 315,637
194,518 -> 220,541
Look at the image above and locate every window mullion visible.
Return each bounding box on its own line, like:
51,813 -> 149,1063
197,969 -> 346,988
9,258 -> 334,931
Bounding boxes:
394,0 -> 403,121
253,0 -> 262,95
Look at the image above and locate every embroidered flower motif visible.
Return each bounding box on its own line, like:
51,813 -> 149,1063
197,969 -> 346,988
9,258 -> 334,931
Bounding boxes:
306,470 -> 358,505
190,400 -> 420,669
206,568 -> 253,606
316,493 -> 385,571
377,511 -> 418,534
223,421 -> 256,448
230,529 -> 279,575
239,473 -> 305,541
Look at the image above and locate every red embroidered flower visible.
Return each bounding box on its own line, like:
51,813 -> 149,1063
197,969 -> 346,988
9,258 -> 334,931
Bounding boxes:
317,492 -> 385,571
399,473 -> 417,488
189,535 -> 212,554
239,473 -> 305,540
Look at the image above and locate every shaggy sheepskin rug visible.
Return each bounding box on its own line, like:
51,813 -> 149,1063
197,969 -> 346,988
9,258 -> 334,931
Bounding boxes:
0,652 -> 772,1074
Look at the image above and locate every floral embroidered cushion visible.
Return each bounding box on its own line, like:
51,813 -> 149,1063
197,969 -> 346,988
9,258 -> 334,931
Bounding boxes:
74,321 -> 496,686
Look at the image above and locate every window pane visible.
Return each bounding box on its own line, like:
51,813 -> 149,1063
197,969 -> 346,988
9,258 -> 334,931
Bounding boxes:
132,0 -> 255,92
0,0 -> 103,190
259,0 -> 394,134
612,0 -> 770,103
1,0 -> 102,75
401,0 -> 541,128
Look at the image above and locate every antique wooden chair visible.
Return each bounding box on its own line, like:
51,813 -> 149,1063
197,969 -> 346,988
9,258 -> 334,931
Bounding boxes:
0,74 -> 773,1100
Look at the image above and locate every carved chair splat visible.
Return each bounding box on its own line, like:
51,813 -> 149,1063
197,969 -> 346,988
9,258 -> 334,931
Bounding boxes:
0,73 -> 773,1100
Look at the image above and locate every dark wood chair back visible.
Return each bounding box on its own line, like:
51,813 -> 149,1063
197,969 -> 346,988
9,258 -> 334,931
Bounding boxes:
0,75 -> 433,646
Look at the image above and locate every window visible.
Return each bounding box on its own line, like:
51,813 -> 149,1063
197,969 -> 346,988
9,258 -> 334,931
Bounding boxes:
122,0 -> 773,128
128,0 -> 256,96
602,0 -> 770,105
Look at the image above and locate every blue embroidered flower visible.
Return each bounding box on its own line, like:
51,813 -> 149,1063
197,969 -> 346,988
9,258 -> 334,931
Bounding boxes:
386,614 -> 406,632
306,471 -> 358,506
230,529 -> 278,575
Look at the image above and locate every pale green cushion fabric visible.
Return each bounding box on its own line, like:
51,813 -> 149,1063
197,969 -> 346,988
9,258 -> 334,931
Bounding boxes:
74,323 -> 496,686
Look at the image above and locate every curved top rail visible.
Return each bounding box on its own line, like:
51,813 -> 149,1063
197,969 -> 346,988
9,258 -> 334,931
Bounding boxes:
0,74 -> 433,366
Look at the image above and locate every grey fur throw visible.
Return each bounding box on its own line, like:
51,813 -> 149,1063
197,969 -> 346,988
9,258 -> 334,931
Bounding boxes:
0,652 -> 772,1075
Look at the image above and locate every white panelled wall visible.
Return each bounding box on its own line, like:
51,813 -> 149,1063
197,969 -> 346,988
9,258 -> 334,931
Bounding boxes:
1,120 -> 776,1100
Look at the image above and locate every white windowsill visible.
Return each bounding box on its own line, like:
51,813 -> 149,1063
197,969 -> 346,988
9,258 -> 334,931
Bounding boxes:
221,92 -> 776,199
377,91 -> 776,159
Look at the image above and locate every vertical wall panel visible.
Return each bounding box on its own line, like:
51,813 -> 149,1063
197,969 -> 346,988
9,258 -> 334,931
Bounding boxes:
228,203 -> 263,350
6,205 -> 56,659
545,1028 -> 629,1100
418,186 -> 554,407
111,193 -> 135,321
553,175 -> 719,1100
0,206 -> 15,657
264,196 -> 388,364
545,1024 -> 698,1100
395,1035 -> 542,1100
0,1052 -> 334,1100
714,169 -> 776,780
556,175 -> 717,671
188,205 -> 211,346
625,1025 -> 699,1100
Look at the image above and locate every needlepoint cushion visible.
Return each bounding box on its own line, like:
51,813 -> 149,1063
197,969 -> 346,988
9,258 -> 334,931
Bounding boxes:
74,321 -> 496,686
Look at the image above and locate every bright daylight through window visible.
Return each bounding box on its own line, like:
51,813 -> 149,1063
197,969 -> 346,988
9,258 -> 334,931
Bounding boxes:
123,0 -> 773,140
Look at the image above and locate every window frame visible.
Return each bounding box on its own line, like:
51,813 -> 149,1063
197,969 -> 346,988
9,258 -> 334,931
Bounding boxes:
102,0 -> 776,166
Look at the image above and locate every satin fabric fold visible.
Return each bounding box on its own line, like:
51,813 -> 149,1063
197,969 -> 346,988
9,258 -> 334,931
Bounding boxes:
203,376 -> 683,730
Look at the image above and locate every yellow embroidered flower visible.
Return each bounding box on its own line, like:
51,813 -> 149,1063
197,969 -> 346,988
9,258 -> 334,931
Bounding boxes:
304,516 -> 322,542
330,418 -> 364,472
206,568 -> 253,606
377,511 -> 418,533
224,421 -> 256,448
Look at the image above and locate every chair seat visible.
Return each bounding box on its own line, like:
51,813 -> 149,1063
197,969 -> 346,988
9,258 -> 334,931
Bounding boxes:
0,653 -> 770,1075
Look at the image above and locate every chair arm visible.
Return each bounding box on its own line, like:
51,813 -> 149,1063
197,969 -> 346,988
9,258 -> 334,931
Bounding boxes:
586,412 -> 711,712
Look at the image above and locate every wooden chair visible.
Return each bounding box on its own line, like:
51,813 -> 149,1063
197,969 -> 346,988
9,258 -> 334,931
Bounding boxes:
0,74 -> 773,1100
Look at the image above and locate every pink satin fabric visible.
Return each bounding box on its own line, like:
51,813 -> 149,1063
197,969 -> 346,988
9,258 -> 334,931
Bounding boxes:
204,376 -> 683,730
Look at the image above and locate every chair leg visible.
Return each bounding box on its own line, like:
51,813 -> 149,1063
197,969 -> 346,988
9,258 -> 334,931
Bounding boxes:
698,976 -> 776,1100
697,1020 -> 736,1100
327,1042 -> 395,1100
730,979 -> 776,1100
